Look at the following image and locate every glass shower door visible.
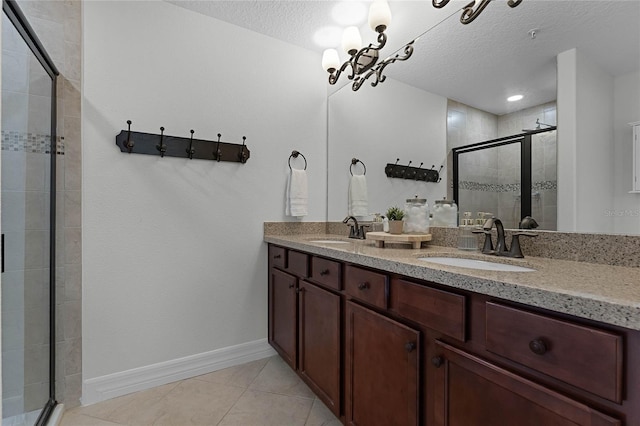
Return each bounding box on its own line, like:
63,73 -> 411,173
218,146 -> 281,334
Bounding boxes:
2,9 -> 54,425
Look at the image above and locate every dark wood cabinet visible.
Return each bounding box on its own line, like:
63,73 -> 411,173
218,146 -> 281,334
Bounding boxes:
298,280 -> 341,416
345,301 -> 420,426
268,268 -> 297,369
433,340 -> 620,426
267,243 -> 639,425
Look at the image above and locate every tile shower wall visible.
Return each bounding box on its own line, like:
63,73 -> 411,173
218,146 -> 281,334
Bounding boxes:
447,100 -> 557,230
11,0 -> 83,409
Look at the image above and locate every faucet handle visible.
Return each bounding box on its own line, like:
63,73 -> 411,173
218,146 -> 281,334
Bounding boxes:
472,228 -> 494,254
509,232 -> 537,258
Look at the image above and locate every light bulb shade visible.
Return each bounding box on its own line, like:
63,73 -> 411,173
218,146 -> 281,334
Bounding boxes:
368,0 -> 391,32
322,49 -> 340,72
341,26 -> 362,55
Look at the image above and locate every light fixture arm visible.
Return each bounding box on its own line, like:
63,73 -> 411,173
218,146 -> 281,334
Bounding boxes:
433,0 -> 523,24
353,40 -> 414,91
328,31 -> 388,88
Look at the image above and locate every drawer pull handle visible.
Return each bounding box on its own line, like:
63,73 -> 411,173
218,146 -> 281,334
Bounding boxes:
288,284 -> 295,289
431,356 -> 444,368
529,338 -> 548,355
273,254 -> 282,259
320,269 -> 330,276
358,282 -> 370,290
296,287 -> 305,294
405,342 -> 416,353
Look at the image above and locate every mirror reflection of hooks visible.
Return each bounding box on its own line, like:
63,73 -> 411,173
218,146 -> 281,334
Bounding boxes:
288,150 -> 307,170
350,158 -> 367,176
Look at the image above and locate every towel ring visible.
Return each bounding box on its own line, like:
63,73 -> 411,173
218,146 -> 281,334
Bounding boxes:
350,158 -> 367,176
289,150 -> 307,170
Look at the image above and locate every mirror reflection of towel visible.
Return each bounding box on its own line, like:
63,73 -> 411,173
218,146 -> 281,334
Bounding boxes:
349,175 -> 368,217
286,169 -> 308,217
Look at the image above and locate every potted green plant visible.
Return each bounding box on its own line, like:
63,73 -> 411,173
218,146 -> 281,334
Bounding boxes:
386,206 -> 405,234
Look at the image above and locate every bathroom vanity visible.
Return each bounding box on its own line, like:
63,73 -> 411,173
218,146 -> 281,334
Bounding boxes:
265,233 -> 640,425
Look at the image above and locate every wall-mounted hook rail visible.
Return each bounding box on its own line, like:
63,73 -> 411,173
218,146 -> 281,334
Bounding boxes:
385,158 -> 440,182
115,121 -> 250,163
288,150 -> 307,170
350,158 -> 367,176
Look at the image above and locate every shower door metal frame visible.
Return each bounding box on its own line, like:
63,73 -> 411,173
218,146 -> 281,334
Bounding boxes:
452,126 -> 556,223
2,0 -> 59,424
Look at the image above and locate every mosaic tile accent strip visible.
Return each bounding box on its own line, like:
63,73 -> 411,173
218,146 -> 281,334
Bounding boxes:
1,130 -> 65,154
459,180 -> 556,192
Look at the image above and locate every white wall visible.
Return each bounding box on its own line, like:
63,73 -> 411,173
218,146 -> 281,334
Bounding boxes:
557,48 -> 614,233
327,78 -> 447,220
613,71 -> 640,234
83,0 -> 326,384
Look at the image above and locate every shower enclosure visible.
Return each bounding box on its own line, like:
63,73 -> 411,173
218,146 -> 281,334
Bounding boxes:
1,0 -> 59,424
453,127 -> 557,230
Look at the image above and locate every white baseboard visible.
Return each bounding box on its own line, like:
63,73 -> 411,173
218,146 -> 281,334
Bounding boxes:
82,338 -> 276,406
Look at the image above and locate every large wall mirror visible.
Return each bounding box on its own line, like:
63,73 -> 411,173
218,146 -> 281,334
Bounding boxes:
327,1 -> 640,235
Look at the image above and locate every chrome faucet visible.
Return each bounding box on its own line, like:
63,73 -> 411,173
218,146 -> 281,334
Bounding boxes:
343,216 -> 368,239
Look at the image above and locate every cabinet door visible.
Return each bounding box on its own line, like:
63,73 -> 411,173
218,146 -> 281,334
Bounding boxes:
298,281 -> 341,417
269,268 -> 298,369
345,301 -> 420,426
433,340 -> 620,426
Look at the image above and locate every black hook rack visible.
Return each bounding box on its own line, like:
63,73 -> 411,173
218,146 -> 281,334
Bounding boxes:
384,159 -> 441,182
288,150 -> 307,170
350,158 -> 367,176
115,120 -> 250,163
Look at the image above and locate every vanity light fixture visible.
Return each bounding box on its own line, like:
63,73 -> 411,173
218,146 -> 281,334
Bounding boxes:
433,0 -> 523,25
321,0 -> 414,91
507,94 -> 524,102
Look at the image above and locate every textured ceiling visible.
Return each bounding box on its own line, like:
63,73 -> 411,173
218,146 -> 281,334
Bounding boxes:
169,0 -> 640,115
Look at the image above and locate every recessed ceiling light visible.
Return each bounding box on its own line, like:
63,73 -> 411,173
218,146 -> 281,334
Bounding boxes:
507,94 -> 524,102
313,26 -> 343,48
332,1 -> 367,26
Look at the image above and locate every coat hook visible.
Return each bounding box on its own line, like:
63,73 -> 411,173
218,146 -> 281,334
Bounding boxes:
125,120 -> 134,153
186,130 -> 195,159
414,162 -> 424,180
238,136 -> 247,163
214,133 -> 222,161
156,127 -> 166,157
395,158 -> 400,165
403,160 -> 412,174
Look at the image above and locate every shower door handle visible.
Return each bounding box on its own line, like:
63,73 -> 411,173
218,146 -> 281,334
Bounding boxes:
1,234 -> 4,273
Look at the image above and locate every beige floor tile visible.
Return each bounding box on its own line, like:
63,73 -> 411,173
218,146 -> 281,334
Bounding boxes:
249,356 -> 315,399
71,381 -> 181,424
194,358 -> 269,388
305,398 -> 342,426
60,412 -> 125,426
150,379 -> 245,426
218,390 -> 314,426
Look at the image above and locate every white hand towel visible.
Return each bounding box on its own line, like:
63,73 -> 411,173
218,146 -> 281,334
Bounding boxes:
286,169 -> 308,217
348,174 -> 368,217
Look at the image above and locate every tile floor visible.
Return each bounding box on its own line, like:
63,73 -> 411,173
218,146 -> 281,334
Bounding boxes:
60,356 -> 342,426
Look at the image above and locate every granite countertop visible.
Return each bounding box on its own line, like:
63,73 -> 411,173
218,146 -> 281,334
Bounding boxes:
264,233 -> 640,331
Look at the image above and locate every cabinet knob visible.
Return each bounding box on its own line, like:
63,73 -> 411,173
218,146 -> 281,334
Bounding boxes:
529,338 -> 548,355
288,284 -> 295,289
296,287 -> 305,294
431,356 -> 444,368
358,282 -> 370,290
273,254 -> 282,259
405,342 -> 416,353
320,269 -> 330,276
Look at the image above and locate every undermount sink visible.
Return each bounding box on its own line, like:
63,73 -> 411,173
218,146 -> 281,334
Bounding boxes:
418,257 -> 536,272
308,239 -> 350,244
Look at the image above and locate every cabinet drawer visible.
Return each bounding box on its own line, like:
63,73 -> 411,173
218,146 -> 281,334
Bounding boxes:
345,265 -> 388,309
390,278 -> 466,341
485,302 -> 623,403
287,250 -> 309,278
310,257 -> 342,290
269,245 -> 286,269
